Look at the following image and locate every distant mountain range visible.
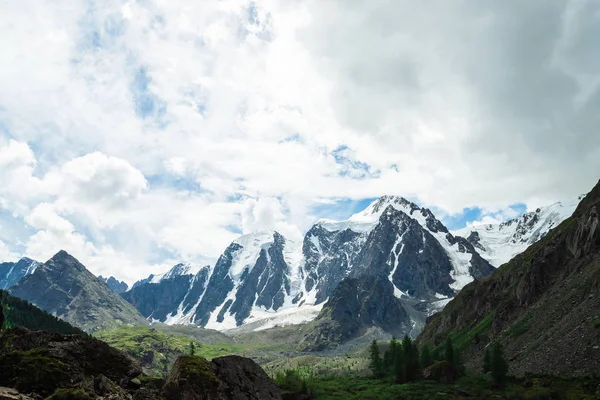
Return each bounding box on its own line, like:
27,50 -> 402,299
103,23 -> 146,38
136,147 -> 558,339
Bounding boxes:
0,193 -> 581,345
98,275 -> 129,293
115,194 -> 579,346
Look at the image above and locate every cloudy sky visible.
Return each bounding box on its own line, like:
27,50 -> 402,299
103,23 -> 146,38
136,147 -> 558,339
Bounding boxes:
1,0 -> 598,283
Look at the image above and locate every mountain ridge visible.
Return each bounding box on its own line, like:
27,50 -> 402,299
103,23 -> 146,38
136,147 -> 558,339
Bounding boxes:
417,180 -> 600,376
10,250 -> 148,332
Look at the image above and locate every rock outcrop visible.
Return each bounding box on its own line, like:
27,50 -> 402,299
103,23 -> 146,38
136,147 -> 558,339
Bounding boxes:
0,327 -> 141,397
163,355 -> 282,400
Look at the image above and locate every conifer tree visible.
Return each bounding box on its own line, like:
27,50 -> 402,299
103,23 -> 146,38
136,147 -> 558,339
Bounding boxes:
420,344 -> 433,368
490,342 -> 508,386
369,340 -> 383,378
190,341 -> 196,356
402,335 -> 420,382
383,336 -> 398,374
0,291 -> 4,332
483,346 -> 491,374
444,337 -> 455,366
393,342 -> 405,383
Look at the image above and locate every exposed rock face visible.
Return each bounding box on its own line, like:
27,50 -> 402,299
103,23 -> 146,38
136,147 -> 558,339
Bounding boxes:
124,232 -> 299,330
0,258 -> 40,290
300,276 -> 412,351
0,327 -> 141,397
122,269 -> 209,322
99,275 -> 129,294
192,232 -> 293,328
418,180 -> 600,377
163,355 -> 281,400
304,200 -> 495,303
298,202 -> 495,346
9,251 -> 147,332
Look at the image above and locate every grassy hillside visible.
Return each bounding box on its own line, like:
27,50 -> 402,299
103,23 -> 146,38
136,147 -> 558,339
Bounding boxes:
95,325 -> 288,377
0,290 -> 85,335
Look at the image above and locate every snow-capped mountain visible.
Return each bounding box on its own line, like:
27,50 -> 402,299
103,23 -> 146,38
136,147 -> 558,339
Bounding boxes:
120,193 -> 583,344
454,195 -> 583,267
122,262 -> 211,323
303,196 -> 494,303
0,257 -> 40,290
123,231 -> 320,330
130,262 -> 205,289
123,196 -> 497,338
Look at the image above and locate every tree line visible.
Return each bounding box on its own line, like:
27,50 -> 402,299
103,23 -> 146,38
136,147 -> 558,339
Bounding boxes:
0,290 -> 86,336
369,335 -> 508,386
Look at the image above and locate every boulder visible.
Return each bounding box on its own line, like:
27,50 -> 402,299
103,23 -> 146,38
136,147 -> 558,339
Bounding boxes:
163,355 -> 282,400
211,355 -> 282,400
422,361 -> 458,384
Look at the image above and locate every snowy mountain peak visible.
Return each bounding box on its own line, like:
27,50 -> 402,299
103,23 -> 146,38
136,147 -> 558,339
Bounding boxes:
454,194 -> 585,267
233,230 -> 279,248
367,195 -> 419,215
317,195 -> 447,236
163,262 -> 206,280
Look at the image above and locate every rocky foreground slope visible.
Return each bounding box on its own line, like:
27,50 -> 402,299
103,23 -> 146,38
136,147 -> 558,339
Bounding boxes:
0,327 -> 282,400
418,180 -> 600,376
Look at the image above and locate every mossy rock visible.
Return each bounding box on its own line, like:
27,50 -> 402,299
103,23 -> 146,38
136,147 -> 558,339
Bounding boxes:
46,388 -> 93,400
162,356 -> 220,400
139,375 -> 166,390
0,348 -> 73,395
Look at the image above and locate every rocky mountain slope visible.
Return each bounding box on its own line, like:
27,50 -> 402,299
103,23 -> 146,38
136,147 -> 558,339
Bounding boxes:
418,180 -> 600,376
99,275 -> 129,293
0,257 -> 40,290
10,250 -> 148,332
454,196 -> 582,267
299,275 -> 412,351
123,231 -> 317,331
122,262 -> 211,323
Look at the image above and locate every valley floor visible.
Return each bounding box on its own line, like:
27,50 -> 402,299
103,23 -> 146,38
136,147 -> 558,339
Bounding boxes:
278,374 -> 600,400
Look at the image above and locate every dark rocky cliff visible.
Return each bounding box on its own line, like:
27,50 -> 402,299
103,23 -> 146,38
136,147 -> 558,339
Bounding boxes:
418,179 -> 600,376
